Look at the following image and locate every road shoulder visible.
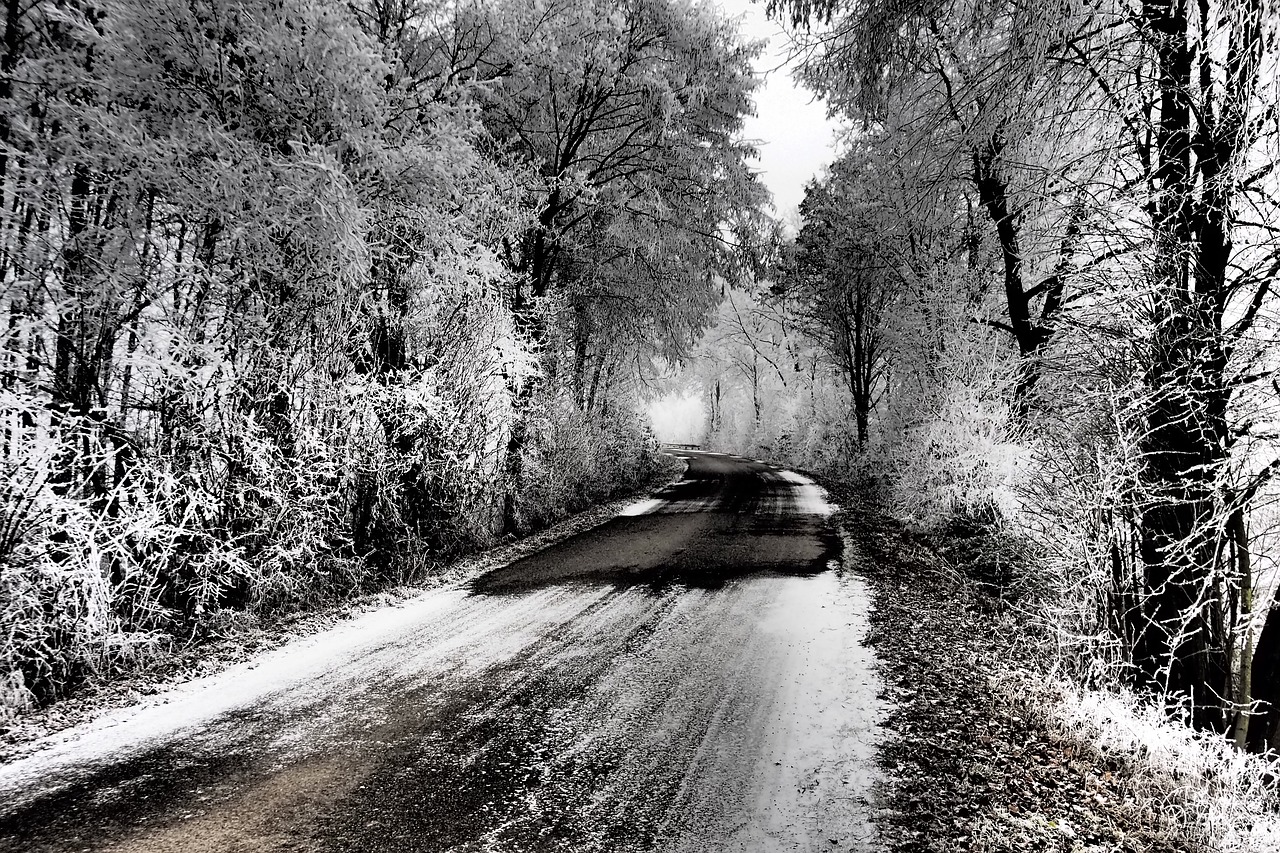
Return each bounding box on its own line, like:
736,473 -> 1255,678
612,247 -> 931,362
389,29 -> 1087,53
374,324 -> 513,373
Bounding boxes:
826,484 -> 1191,853
0,458 -> 688,762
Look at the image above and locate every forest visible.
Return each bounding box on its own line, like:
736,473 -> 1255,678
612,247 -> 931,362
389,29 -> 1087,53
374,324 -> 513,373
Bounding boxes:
2,0 -> 1280,806
0,0 -> 761,705
698,0 -> 1280,756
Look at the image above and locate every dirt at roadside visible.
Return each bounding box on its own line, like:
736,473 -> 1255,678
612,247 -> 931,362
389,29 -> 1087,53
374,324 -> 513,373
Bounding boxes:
824,483 -> 1191,853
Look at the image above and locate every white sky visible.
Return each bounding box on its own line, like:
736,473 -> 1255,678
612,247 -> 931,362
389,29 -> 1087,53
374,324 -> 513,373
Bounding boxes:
649,390 -> 703,443
649,2 -> 842,443
713,0 -> 844,222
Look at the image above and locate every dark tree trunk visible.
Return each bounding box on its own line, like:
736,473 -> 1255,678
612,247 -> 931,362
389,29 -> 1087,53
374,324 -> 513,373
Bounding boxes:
1247,601 -> 1280,753
572,301 -> 590,409
1129,0 -> 1245,733
971,132 -> 1062,413
502,416 -> 528,536
0,0 -> 24,186
587,355 -> 605,415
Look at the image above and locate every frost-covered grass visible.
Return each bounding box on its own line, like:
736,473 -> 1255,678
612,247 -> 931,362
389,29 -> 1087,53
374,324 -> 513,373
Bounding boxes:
1016,675 -> 1280,852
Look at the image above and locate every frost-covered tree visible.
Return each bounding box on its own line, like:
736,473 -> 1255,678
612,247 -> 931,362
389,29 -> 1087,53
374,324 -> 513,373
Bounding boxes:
0,0 -> 767,707
778,150 -> 912,446
770,0 -> 1280,739
470,0 -> 763,323
397,0 -> 766,531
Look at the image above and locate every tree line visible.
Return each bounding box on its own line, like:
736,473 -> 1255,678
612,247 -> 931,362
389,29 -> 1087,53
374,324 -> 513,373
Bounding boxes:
0,0 -> 762,707
701,0 -> 1280,750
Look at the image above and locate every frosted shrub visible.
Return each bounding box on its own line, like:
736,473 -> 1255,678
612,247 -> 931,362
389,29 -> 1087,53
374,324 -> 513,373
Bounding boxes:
215,420 -> 357,611
1027,676 -> 1280,851
794,398 -> 863,476
374,382 -> 506,559
1016,395 -> 1140,681
0,491 -> 112,702
519,395 -> 657,532
0,416 -> 248,699
886,379 -> 1026,527
594,404 -> 660,488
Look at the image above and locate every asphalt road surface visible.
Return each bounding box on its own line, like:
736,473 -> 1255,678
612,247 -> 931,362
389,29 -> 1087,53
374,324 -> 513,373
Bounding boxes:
0,451 -> 884,853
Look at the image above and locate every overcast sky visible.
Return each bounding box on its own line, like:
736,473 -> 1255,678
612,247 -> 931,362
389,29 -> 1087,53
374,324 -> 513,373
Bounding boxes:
649,2 -> 843,441
714,0 -> 844,223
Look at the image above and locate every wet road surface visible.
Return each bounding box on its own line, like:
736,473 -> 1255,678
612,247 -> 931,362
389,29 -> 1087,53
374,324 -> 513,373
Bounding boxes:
0,452 -> 884,852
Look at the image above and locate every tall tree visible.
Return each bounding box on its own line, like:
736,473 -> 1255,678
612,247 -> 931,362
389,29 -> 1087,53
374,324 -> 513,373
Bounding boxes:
771,0 -> 1280,736
1123,0 -> 1278,732
769,0 -> 1073,411
779,150 -> 908,445
425,0 -> 765,532
472,0 -> 762,328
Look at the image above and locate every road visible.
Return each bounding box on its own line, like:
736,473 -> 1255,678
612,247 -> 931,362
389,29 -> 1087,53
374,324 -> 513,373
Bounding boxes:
0,451 -> 884,853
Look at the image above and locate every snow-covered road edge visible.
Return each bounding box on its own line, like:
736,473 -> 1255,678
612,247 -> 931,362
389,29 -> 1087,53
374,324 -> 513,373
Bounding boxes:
0,459 -> 691,766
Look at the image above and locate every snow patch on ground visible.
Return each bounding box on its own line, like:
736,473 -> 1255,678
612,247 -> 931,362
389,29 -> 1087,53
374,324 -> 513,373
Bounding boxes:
618,497 -> 664,516
728,570 -> 884,851
0,585 -> 614,813
775,469 -> 835,516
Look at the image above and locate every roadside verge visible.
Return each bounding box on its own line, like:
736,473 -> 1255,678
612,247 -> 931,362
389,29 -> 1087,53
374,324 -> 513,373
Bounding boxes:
822,479 -> 1191,853
0,455 -> 689,761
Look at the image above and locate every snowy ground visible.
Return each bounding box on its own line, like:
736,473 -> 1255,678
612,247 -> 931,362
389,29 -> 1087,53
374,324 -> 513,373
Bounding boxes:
0,452 -> 887,853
